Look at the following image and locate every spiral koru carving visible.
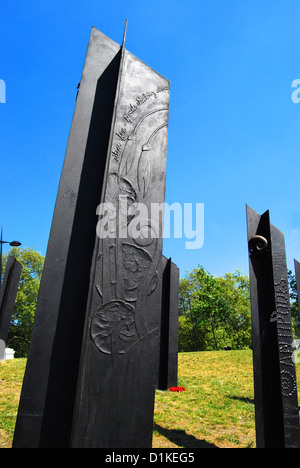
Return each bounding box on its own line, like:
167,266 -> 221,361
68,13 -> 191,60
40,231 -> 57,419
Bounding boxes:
91,300 -> 138,355
248,235 -> 268,254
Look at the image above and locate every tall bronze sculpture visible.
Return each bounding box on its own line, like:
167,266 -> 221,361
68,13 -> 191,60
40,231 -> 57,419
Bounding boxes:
71,23 -> 170,447
157,256 -> 179,390
246,205 -> 300,448
13,24 -> 171,448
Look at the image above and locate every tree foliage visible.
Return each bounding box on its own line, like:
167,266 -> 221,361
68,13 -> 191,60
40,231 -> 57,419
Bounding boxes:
1,247 -> 44,357
179,266 -> 251,352
1,247 -> 298,356
288,269 -> 300,335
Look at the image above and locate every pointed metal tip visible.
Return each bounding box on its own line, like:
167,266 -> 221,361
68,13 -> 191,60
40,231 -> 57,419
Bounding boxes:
122,19 -> 128,48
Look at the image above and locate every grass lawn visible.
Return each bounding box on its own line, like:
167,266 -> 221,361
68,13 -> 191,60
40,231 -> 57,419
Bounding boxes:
153,350 -> 255,448
1,349 -> 299,448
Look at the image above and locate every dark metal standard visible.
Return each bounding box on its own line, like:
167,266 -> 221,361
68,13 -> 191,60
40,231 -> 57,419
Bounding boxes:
13,28 -> 122,448
246,205 -> 300,448
157,256 -> 179,390
0,255 -> 22,359
13,25 -> 170,448
71,30 -> 170,448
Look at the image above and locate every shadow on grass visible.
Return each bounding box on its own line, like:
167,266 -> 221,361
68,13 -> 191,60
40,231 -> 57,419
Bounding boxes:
153,423 -> 218,448
229,396 -> 254,405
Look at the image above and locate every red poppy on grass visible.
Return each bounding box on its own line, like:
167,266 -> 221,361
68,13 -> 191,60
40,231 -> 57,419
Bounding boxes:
168,386 -> 186,392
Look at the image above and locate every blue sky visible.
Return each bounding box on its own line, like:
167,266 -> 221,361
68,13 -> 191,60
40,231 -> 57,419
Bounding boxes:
1,0 -> 300,279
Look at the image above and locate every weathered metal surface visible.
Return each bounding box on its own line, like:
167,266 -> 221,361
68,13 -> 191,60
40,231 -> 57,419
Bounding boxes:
71,43 -> 170,448
13,25 -> 170,449
13,28 -> 121,448
157,256 -> 179,390
246,205 -> 300,448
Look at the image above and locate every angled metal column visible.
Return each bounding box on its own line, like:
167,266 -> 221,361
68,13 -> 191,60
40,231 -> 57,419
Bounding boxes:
294,259 -> 300,323
157,256 -> 179,390
71,31 -> 170,448
13,28 -> 122,448
246,205 -> 300,448
0,256 -> 22,360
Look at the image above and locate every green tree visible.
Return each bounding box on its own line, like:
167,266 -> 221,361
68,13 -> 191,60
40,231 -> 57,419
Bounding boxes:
192,266 -> 230,350
179,269 -> 210,351
179,266 -> 251,352
216,271 -> 251,349
1,247 -> 44,357
288,269 -> 299,336
178,315 -> 197,352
